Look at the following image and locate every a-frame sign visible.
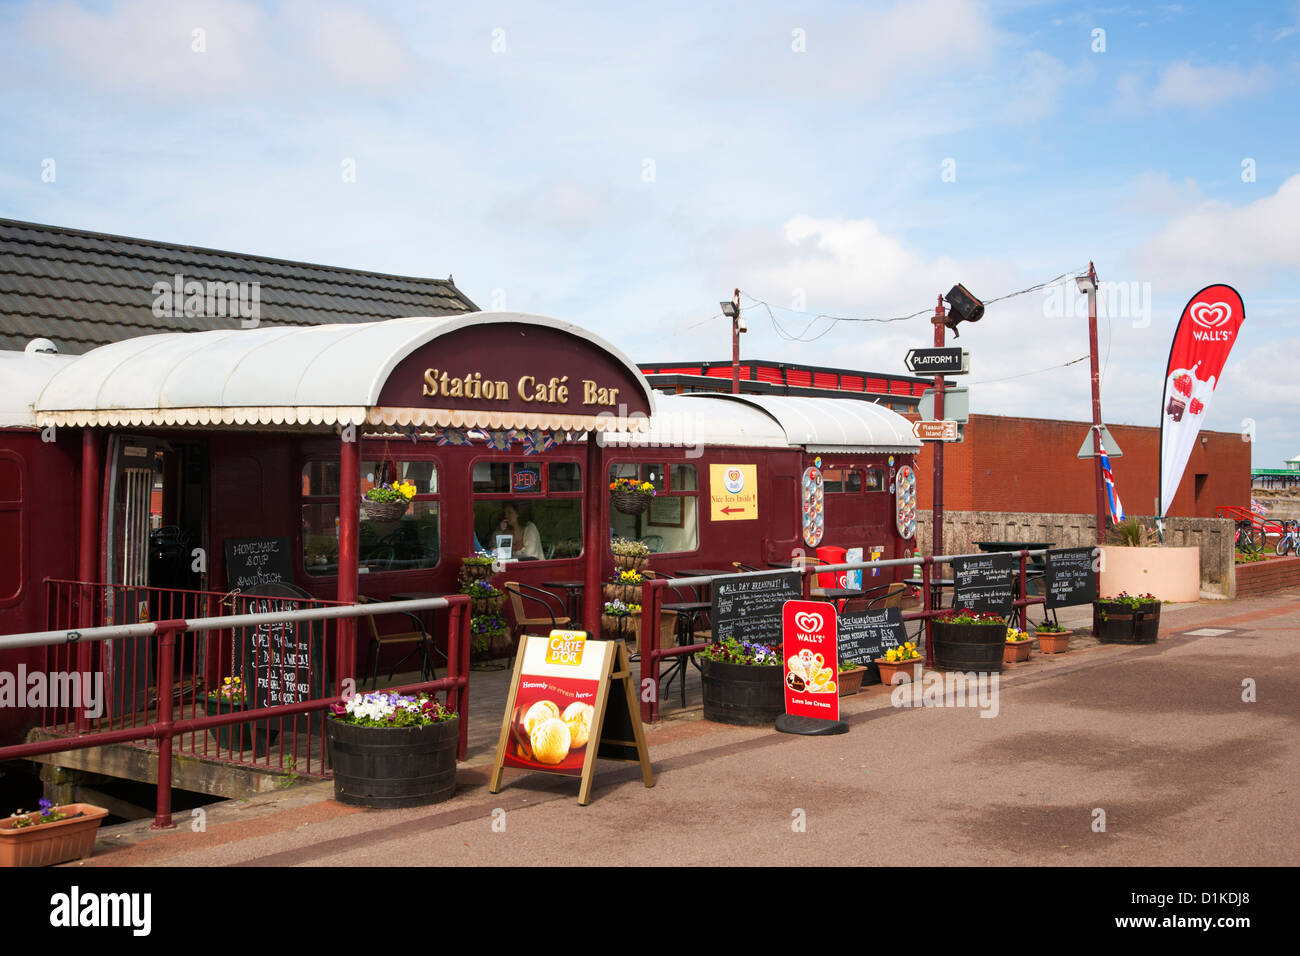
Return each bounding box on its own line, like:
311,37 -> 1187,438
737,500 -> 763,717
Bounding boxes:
489,631 -> 653,805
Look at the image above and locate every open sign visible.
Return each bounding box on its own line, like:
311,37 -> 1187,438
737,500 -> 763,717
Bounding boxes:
513,468 -> 540,492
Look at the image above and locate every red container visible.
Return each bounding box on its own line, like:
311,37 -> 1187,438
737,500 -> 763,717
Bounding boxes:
816,546 -> 847,589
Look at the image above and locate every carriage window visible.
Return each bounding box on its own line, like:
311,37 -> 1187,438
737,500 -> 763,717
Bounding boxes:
549,462 -> 582,492
864,469 -> 885,492
301,458 -> 440,575
472,460 -> 583,560
608,462 -> 698,554
823,468 -> 862,494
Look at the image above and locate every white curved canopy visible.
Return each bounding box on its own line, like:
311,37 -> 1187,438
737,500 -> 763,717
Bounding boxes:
600,392 -> 789,449
35,313 -> 655,431
679,393 -> 921,453
0,350 -> 77,428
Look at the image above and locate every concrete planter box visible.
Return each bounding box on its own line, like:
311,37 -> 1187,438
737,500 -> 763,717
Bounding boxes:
1098,546 -> 1200,603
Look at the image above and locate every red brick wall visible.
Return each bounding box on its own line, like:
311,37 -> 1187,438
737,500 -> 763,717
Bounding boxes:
1235,555 -> 1300,597
908,414 -> 1249,518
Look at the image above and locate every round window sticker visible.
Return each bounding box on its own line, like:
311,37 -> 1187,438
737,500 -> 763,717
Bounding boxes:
723,467 -> 745,494
888,455 -> 895,467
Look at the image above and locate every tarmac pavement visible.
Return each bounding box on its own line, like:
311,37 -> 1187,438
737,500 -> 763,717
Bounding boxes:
66,589 -> 1300,867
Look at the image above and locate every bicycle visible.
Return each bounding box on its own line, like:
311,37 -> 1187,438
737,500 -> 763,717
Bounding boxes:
1277,520 -> 1300,556
1234,519 -> 1263,554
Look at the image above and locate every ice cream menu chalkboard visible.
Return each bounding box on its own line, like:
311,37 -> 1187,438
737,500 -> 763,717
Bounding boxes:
838,606 -> 909,684
711,571 -> 801,647
1044,547 -> 1098,609
951,553 -> 1015,616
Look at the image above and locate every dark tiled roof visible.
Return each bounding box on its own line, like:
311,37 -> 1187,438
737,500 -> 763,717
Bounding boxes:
0,218 -> 478,354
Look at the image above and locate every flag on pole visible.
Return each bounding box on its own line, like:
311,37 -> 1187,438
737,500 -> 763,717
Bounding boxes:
1100,439 -> 1124,522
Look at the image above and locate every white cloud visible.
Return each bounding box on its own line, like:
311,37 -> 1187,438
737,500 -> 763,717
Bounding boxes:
1151,61 -> 1274,108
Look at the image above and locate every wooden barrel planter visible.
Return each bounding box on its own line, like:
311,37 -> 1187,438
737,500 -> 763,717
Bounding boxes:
931,622 -> 1006,672
1093,601 -> 1161,644
203,696 -> 279,758
326,716 -> 460,808
700,660 -> 784,725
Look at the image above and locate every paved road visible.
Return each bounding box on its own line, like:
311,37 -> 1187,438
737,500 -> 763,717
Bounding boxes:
78,591 -> 1299,867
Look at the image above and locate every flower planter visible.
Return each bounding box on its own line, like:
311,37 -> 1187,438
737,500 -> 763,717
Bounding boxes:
203,696 -> 279,758
1093,601 -> 1161,644
602,582 -> 642,605
1003,640 -> 1032,664
361,498 -> 409,522
326,715 -> 460,808
600,614 -> 639,646
459,563 -> 494,585
931,621 -> 1005,673
0,804 -> 108,867
471,628 -> 512,668
1035,630 -> 1071,654
700,659 -> 784,725
613,553 -> 649,572
874,658 -> 922,686
611,490 -> 651,515
837,667 -> 865,696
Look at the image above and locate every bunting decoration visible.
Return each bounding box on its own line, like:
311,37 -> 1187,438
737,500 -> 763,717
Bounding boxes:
433,427 -> 471,447
519,428 -> 557,456
483,429 -> 514,451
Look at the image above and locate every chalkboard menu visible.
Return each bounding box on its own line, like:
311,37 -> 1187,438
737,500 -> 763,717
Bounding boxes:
951,553 -> 1015,616
838,607 -> 909,685
225,537 -> 293,591
710,571 -> 801,648
236,582 -> 326,731
1044,547 -> 1098,609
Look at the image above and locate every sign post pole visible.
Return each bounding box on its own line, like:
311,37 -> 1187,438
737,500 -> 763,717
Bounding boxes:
932,295 -> 946,566
1085,262 -> 1107,543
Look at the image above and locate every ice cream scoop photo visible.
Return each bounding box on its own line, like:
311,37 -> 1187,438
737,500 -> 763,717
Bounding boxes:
530,717 -> 572,765
562,702 -> 595,748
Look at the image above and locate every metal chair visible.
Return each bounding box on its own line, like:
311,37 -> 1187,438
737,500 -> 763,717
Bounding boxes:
358,596 -> 444,690
503,582 -> 572,641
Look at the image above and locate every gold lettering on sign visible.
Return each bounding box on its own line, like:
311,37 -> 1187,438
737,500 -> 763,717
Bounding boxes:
421,368 -> 610,405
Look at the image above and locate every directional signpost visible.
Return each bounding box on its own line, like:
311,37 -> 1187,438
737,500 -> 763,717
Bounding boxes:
913,420 -> 960,442
905,347 -> 968,376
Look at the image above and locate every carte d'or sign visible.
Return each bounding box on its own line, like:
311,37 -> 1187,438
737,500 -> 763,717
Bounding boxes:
378,322 -> 652,416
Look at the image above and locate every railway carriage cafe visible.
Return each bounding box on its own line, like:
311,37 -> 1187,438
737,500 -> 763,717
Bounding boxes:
0,310 -> 920,745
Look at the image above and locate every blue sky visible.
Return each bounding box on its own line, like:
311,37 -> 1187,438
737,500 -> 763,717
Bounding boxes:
2,0 -> 1298,477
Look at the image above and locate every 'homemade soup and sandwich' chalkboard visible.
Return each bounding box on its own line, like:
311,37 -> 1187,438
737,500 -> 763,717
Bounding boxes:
1044,547 -> 1098,609
951,553 -> 1015,616
710,571 -> 801,647
225,537 -> 293,592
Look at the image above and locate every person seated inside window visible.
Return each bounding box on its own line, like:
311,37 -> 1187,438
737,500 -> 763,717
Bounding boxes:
498,503 -> 543,559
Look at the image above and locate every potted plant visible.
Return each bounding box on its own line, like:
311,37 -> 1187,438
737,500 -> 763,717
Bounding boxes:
837,659 -> 865,696
602,568 -> 644,605
931,607 -> 1008,672
698,636 -> 784,725
609,477 -> 656,515
362,478 -> 416,522
462,578 -> 506,610
600,599 -> 641,645
1035,620 -> 1071,654
611,536 -> 650,572
459,553 -> 496,586
1,799 -> 109,867
1093,592 -> 1161,644
1004,626 -> 1033,664
469,609 -> 510,667
204,675 -> 278,758
874,641 -> 922,686
327,692 -> 459,808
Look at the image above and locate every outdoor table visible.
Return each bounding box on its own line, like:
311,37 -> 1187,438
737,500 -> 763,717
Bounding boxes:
541,580 -> 585,621
660,601 -> 711,706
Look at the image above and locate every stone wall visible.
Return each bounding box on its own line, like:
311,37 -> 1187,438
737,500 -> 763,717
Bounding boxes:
1236,554 -> 1300,597
915,511 -> 1235,597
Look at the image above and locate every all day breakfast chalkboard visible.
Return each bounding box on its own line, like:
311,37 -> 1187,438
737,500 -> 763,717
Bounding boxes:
951,552 -> 1016,616
838,606 -> 909,685
711,571 -> 801,647
1044,547 -> 1098,609
224,537 -> 293,592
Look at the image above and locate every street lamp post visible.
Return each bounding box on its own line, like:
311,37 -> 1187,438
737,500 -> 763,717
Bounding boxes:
721,289 -> 744,394
1079,263 -> 1107,541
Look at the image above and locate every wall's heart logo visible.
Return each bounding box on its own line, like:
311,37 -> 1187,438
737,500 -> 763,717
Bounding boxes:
794,612 -> 823,633
1190,302 -> 1232,329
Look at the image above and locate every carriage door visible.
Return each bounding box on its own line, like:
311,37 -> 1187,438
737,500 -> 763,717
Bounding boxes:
103,435 -> 167,716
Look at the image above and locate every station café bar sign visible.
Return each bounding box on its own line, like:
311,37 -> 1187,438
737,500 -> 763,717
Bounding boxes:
378,321 -> 652,420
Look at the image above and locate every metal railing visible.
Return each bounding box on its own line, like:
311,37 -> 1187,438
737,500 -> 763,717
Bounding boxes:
637,549 -> 1053,722
0,595 -> 470,829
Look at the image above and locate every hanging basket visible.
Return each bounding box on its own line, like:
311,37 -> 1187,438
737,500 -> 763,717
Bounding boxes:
361,497 -> 409,522
612,490 -> 652,515
603,583 -> 643,605
613,553 -> 650,572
